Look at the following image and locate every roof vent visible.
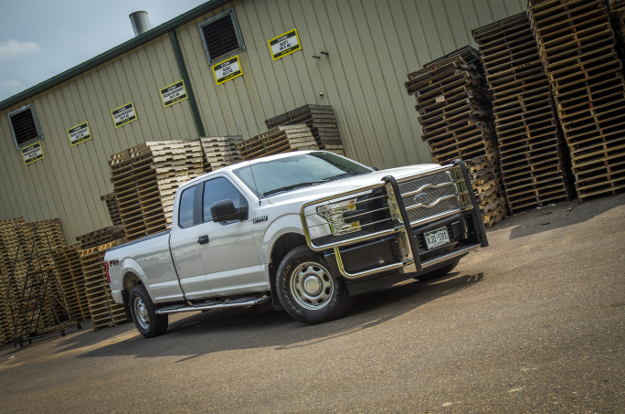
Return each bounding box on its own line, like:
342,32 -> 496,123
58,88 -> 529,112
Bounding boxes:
129,11 -> 151,37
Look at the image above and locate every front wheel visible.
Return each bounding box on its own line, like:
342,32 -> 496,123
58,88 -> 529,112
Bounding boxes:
129,285 -> 169,338
276,246 -> 353,324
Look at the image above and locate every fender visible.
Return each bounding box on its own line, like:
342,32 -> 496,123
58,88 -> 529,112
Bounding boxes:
111,258 -> 149,303
261,213 -> 306,264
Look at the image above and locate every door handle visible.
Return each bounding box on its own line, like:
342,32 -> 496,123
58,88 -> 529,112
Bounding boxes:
197,235 -> 209,245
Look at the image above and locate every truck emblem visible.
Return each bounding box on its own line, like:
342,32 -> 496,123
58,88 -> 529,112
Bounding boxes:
253,215 -> 268,224
109,259 -> 120,267
413,193 -> 430,204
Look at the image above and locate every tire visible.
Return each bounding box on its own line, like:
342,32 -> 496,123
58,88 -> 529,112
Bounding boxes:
415,260 -> 460,282
276,245 -> 353,324
129,285 -> 169,338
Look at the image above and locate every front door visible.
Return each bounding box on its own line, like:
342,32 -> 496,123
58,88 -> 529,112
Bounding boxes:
196,176 -> 265,296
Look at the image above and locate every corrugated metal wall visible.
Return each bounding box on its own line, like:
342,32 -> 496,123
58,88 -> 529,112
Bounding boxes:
0,0 -> 525,243
178,0 -> 525,169
0,34 -> 196,242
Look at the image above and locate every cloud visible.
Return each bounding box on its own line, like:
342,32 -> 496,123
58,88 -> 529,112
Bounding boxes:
0,80 -> 26,96
0,40 -> 41,61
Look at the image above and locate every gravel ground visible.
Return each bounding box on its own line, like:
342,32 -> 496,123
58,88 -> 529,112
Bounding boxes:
1,194 -> 624,413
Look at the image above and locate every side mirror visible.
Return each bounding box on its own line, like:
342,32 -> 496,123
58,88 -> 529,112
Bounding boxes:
370,166 -> 380,171
211,199 -> 247,222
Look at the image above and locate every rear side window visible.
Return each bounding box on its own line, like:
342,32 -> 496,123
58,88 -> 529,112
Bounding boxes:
178,186 -> 196,228
203,177 -> 247,222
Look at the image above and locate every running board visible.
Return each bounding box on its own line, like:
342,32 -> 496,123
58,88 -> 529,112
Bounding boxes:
156,296 -> 271,314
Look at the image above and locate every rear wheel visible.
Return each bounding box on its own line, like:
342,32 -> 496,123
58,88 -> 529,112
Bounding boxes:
129,285 -> 168,338
276,246 -> 353,324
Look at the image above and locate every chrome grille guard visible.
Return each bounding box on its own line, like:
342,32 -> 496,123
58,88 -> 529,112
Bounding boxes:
300,159 -> 489,279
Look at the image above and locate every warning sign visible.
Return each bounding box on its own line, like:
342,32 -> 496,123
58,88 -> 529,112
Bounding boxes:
111,102 -> 137,128
160,80 -> 188,108
67,122 -> 92,146
22,142 -> 44,165
268,29 -> 302,60
212,56 -> 243,85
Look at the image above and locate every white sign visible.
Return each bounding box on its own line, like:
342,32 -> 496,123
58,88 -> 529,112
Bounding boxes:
213,56 -> 243,85
22,142 -> 44,165
160,80 -> 188,108
268,29 -> 302,60
111,102 -> 137,128
67,122 -> 92,146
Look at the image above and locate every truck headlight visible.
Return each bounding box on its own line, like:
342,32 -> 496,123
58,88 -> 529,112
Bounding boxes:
317,198 -> 362,236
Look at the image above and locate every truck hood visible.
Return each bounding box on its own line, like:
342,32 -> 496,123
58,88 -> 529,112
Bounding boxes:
265,163 -> 442,207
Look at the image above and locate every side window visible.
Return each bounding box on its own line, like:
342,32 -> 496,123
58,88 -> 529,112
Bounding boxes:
203,177 -> 247,222
178,185 -> 196,228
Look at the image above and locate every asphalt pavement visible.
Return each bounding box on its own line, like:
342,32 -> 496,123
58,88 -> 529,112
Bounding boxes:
1,194 -> 624,413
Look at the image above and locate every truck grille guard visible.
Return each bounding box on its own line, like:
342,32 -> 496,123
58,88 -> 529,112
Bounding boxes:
300,160 -> 488,279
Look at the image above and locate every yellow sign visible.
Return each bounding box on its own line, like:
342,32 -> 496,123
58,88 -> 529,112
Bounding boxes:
160,80 -> 188,108
22,142 -> 44,165
268,29 -> 302,60
67,122 -> 92,146
111,102 -> 137,128
212,55 -> 243,85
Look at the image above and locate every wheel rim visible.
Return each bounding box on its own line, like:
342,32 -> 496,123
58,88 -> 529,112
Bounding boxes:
290,261 -> 335,311
134,296 -> 150,330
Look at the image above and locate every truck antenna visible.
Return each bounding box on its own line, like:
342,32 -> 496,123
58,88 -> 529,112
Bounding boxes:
247,160 -> 261,206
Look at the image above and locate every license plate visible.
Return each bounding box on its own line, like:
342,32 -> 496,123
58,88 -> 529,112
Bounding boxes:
424,227 -> 449,250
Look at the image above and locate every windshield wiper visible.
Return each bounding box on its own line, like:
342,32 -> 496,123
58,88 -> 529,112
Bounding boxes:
263,180 -> 329,197
323,172 -> 370,181
263,172 -> 370,197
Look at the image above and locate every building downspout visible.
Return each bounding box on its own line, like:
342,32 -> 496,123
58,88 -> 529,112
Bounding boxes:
169,30 -> 206,137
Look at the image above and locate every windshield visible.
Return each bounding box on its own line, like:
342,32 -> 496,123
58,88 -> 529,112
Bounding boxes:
233,152 -> 372,197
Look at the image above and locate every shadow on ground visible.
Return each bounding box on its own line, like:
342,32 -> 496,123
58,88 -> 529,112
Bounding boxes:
489,194 -> 625,240
38,271 -> 483,362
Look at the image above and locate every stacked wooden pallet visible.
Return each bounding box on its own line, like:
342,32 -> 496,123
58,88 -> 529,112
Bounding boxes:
80,240 -> 127,332
52,244 -> 90,321
100,193 -> 122,226
611,0 -> 625,55
473,13 -> 572,213
76,225 -> 125,250
236,125 -> 319,161
109,141 -> 204,242
265,105 -> 345,155
30,219 -> 69,328
406,46 -> 499,165
0,218 -> 25,344
529,0 -> 625,201
199,136 -> 243,172
465,155 -> 508,227
0,218 -> 72,344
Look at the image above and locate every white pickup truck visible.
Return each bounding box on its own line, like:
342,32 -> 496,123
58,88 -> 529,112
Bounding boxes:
104,151 -> 488,338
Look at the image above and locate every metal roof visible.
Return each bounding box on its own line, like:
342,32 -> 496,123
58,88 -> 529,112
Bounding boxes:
0,0 -> 232,112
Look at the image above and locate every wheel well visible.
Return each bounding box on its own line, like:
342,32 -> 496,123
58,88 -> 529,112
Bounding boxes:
269,233 -> 307,311
122,272 -> 143,294
271,233 -> 307,268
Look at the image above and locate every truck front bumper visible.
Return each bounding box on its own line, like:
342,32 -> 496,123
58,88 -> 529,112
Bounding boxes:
300,160 -> 488,281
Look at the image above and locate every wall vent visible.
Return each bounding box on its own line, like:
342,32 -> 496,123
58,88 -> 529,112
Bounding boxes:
8,104 -> 43,149
198,8 -> 245,65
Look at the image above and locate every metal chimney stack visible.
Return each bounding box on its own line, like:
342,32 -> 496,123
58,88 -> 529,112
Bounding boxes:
129,11 -> 151,36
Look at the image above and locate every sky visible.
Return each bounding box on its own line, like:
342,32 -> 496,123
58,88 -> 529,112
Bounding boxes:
0,0 -> 210,102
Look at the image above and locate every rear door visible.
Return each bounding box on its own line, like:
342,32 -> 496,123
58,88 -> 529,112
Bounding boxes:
169,183 -> 212,300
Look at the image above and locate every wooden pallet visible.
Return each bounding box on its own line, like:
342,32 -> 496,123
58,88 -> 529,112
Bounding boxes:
265,104 -> 344,152
473,12 -> 573,213
80,241 -> 127,332
527,0 -> 625,202
236,125 -> 319,160
199,136 -> 243,172
108,141 -> 204,242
